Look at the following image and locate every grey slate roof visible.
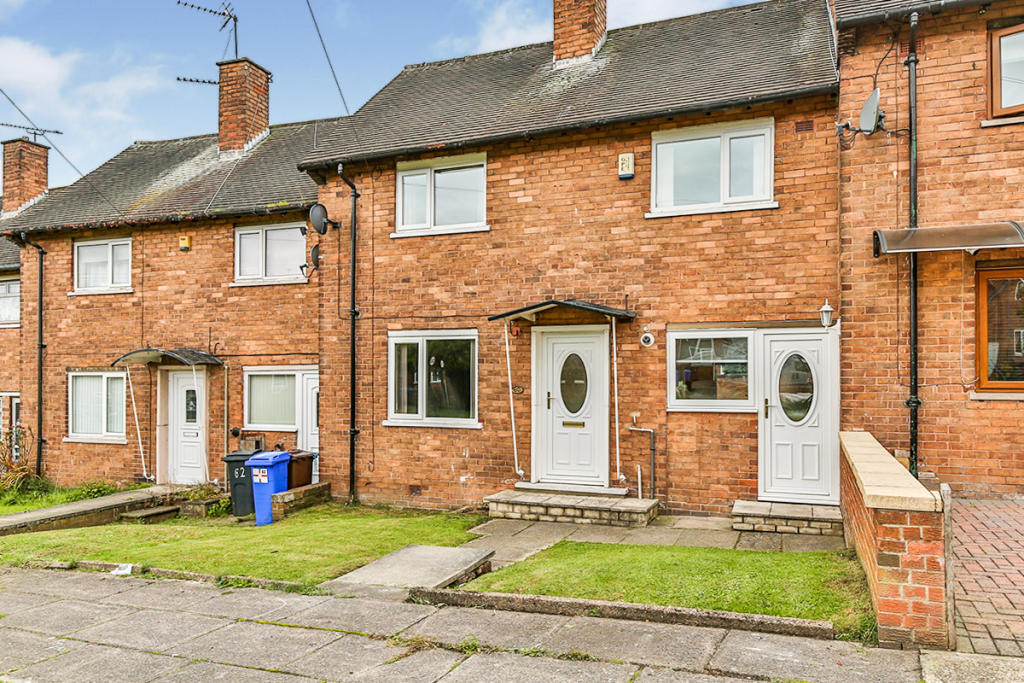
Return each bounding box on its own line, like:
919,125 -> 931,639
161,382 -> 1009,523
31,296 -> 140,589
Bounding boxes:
300,0 -> 838,169
0,237 -> 19,271
834,0 -> 981,27
2,119 -> 328,234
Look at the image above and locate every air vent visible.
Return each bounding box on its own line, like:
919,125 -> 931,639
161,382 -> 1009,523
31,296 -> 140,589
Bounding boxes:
795,120 -> 814,133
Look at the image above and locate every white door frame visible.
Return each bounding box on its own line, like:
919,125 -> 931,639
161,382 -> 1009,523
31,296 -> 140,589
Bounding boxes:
756,325 -> 840,505
158,367 -> 208,485
530,324 -> 610,487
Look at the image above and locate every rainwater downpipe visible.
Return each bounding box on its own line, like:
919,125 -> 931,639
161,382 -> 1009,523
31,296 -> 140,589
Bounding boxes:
18,233 -> 45,476
338,164 -> 361,502
906,12 -> 921,479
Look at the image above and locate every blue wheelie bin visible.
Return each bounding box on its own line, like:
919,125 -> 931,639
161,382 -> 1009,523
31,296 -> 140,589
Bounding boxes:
244,451 -> 291,526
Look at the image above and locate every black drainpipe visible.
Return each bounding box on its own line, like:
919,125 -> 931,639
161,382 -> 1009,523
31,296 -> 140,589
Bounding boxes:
337,165 -> 360,502
17,232 -> 46,476
905,12 -> 921,478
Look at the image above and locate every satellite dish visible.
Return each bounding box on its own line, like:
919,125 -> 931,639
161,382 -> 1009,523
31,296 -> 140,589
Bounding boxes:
859,89 -> 882,134
309,203 -> 331,235
310,244 -> 320,270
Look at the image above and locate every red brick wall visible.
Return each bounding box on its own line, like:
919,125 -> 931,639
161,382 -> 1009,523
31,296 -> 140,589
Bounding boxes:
217,59 -> 270,152
2,139 -> 48,214
314,95 -> 840,513
839,1 -> 1024,496
840,454 -> 948,648
553,0 -> 607,61
17,213 -> 319,485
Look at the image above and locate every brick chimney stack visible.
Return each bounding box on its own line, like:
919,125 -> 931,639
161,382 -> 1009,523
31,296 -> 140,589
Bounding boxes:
553,0 -> 607,64
217,58 -> 270,153
2,137 -> 48,215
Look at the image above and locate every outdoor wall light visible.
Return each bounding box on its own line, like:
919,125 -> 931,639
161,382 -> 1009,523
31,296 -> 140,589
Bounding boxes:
818,299 -> 836,328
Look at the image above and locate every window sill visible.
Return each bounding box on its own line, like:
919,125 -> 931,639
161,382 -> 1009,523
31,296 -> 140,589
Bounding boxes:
63,436 -> 128,445
390,224 -> 490,239
981,115 -> 1024,128
0,323 -> 19,329
645,201 -> 779,219
969,391 -> 1024,401
229,278 -> 308,288
67,287 -> 134,297
382,419 -> 483,430
667,405 -> 757,414
242,425 -> 299,433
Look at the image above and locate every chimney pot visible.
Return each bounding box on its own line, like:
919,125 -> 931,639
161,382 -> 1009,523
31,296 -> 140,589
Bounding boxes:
2,137 -> 49,215
217,57 -> 271,152
553,0 -> 607,64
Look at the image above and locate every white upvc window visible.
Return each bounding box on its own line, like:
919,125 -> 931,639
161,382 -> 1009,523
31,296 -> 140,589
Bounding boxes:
0,277 -> 19,324
386,329 -> 481,428
667,330 -> 755,412
68,371 -> 126,439
648,118 -> 776,218
234,223 -> 308,284
74,238 -> 132,292
243,366 -> 317,431
394,153 -> 488,238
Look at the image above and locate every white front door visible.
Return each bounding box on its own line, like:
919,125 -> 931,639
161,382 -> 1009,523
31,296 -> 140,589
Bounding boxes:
300,374 -> 320,484
759,330 -> 839,504
533,327 -> 609,487
168,370 -> 206,485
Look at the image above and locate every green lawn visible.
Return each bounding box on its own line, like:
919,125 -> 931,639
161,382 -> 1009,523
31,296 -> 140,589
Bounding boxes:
0,504 -> 485,586
0,482 -> 133,516
464,541 -> 875,642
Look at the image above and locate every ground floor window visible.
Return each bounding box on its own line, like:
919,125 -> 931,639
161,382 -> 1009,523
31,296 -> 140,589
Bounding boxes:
977,268 -> 1024,390
666,330 -> 754,412
68,372 -> 125,439
244,367 -> 318,431
386,329 -> 478,428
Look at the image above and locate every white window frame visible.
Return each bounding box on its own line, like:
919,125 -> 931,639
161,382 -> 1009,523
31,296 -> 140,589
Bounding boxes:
67,371 -> 127,440
667,329 -> 756,413
394,153 -> 489,238
385,328 -> 481,429
232,223 -> 309,285
647,118 -> 777,219
242,365 -> 317,432
0,275 -> 19,326
72,238 -> 132,293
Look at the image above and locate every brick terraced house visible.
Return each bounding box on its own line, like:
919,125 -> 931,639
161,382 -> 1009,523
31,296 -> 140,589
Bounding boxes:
0,141 -> 28,434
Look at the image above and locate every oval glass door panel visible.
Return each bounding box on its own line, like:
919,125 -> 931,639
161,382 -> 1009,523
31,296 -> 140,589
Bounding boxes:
778,353 -> 814,422
560,353 -> 588,414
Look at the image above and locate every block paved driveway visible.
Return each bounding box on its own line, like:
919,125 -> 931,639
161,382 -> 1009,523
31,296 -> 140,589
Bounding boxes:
0,566 -> 924,682
953,498 -> 1024,656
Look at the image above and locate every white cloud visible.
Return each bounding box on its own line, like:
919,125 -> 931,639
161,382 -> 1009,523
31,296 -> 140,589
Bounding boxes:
608,0 -> 751,28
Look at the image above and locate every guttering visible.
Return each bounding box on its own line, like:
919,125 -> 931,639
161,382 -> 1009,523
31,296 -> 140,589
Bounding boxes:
11,232 -> 46,476
297,83 -> 838,171
337,164 -> 360,503
906,13 -> 922,479
836,0 -> 980,28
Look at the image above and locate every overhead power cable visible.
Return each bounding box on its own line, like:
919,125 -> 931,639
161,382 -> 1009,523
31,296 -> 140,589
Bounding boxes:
304,0 -> 351,116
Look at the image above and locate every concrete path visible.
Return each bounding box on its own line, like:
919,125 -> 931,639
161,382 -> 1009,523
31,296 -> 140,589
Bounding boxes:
0,566 -> 924,683
0,486 -> 174,537
464,515 -> 845,567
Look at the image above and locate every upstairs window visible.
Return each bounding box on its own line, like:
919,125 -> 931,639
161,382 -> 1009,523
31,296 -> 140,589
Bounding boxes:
977,269 -> 1024,391
0,277 -> 19,324
234,224 -> 307,284
649,119 -> 775,217
74,238 -> 131,292
395,154 -> 487,237
992,24 -> 1024,117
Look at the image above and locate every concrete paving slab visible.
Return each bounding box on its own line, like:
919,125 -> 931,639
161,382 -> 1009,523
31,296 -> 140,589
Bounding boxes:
735,532 -> 783,552
73,608 -> 230,650
317,581 -> 410,602
328,545 -> 493,589
636,668 -> 739,682
513,521 -> 578,543
619,528 -> 683,546
4,642 -> 183,683
468,519 -> 533,536
0,589 -> 59,615
282,596 -> 437,635
671,516 -> 733,531
154,661 -> 315,682
812,506 -> 843,522
921,650 -> 1024,682
782,534 -> 846,552
708,630 -> 922,683
0,626 -> 84,673
442,651 -> 637,682
461,535 -> 554,564
0,598 -> 134,635
675,529 -> 739,549
281,633 -> 404,679
169,621 -> 339,669
538,615 -> 725,669
0,569 -> 144,600
566,525 -> 630,543
770,503 -> 815,520
404,605 -> 566,650
184,586 -> 331,620
102,578 -> 223,610
732,500 -> 770,516
352,647 -> 464,682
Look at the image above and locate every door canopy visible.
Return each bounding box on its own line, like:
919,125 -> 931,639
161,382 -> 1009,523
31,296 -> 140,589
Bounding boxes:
111,348 -> 223,367
488,298 -> 635,323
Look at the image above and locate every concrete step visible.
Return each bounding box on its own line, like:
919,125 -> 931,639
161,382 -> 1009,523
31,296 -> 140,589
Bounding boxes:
512,481 -> 629,497
120,505 -> 180,524
731,500 -> 843,536
484,489 -> 658,528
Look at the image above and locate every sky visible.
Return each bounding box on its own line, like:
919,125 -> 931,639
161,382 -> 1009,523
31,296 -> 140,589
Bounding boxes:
0,0 -> 754,190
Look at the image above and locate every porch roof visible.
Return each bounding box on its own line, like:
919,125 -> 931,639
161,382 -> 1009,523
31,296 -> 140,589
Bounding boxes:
487,298 -> 636,323
872,221 -> 1024,256
111,348 -> 223,367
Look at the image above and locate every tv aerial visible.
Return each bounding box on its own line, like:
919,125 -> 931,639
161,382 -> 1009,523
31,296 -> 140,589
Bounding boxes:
175,1 -> 239,86
836,88 -> 886,138
0,121 -> 62,143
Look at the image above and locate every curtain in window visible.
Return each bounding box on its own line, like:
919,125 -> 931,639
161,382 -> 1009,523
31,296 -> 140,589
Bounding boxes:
249,374 -> 296,425
71,375 -> 103,435
106,376 -> 125,434
77,244 -> 108,289
264,228 -> 306,278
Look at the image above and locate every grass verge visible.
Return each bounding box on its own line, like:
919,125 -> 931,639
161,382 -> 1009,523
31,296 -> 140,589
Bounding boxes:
463,540 -> 875,643
0,503 -> 485,586
0,481 -> 144,516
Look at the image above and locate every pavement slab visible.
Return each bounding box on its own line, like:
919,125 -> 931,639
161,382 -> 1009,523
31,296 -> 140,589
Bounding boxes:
921,649 -> 1024,682
102,578 -> 224,610
327,545 -> 493,590
670,516 -> 734,531
154,661 -> 316,681
280,633 -> 405,680
566,525 -> 630,543
635,668 -> 740,682
184,586 -> 331,620
3,642 -> 183,683
674,529 -> 739,549
735,532 -> 783,552
0,626 -> 84,674
0,569 -> 144,600
0,589 -> 59,615
169,621 -> 340,669
782,534 -> 846,552
538,615 -> 726,669
352,647 -> 464,682
468,518 -> 533,536
619,527 -> 684,546
283,596 -> 437,635
405,605 -> 567,650
708,630 -> 922,683
0,598 -> 135,635
442,651 -> 638,682
72,608 -> 230,650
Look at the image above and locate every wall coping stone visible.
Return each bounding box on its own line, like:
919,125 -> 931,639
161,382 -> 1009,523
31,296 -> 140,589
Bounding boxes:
839,432 -> 941,512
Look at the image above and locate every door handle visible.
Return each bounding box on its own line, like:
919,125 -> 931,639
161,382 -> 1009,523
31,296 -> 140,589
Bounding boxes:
764,398 -> 770,418
547,392 -> 552,409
